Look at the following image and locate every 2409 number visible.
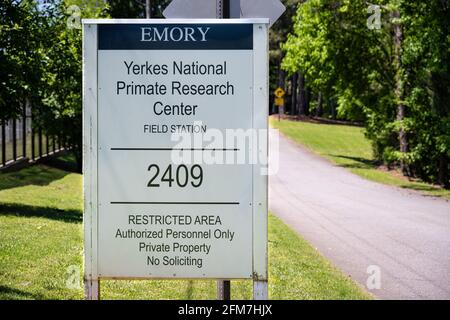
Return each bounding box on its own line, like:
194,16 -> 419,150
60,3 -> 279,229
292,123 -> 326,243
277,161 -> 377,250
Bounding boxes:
147,164 -> 203,188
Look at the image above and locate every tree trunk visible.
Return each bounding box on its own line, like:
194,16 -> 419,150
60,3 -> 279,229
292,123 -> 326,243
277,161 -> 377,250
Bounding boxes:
297,72 -> 306,117
438,155 -> 449,188
72,141 -> 83,173
305,86 -> 311,116
291,73 -> 298,116
392,10 -> 410,175
329,97 -> 337,120
316,92 -> 323,117
278,58 -> 286,89
431,71 -> 450,187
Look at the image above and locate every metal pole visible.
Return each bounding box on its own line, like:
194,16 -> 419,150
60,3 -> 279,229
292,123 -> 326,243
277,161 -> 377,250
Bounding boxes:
38,128 -> 42,158
223,0 -> 230,18
46,133 -> 49,156
278,96 -> 284,122
253,280 -> 268,300
215,0 -> 235,300
1,120 -> 5,166
22,104 -> 27,158
217,279 -> 231,300
31,128 -> 35,161
145,0 -> 151,18
12,118 -> 17,161
85,278 -> 100,300
31,109 -> 35,160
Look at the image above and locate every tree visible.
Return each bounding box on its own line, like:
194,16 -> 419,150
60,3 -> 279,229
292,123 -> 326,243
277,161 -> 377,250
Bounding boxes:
400,0 -> 450,186
269,0 -> 304,113
0,0 -> 44,122
34,0 -> 108,172
282,0 -> 450,187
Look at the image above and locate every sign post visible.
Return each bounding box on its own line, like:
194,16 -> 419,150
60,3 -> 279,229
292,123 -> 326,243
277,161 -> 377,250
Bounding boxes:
83,18 -> 269,300
217,0 -> 236,301
274,87 -> 285,121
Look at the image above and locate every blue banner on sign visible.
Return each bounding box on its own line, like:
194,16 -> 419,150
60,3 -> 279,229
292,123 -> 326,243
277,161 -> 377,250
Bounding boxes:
98,24 -> 253,50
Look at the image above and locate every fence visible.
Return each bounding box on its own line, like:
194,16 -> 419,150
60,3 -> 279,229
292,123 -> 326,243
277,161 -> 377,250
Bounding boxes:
0,104 -> 67,169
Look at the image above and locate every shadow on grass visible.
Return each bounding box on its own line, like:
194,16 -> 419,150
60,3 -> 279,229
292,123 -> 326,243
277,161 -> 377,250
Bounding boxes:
0,285 -> 44,300
43,152 -> 79,173
0,202 -> 82,224
399,182 -> 443,193
331,155 -> 449,197
329,154 -> 380,169
0,164 -> 70,192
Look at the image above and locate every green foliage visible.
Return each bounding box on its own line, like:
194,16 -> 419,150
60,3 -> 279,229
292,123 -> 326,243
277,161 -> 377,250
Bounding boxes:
0,0 -> 108,171
0,0 -> 44,120
400,0 -> 450,185
270,0 -> 304,60
269,1 -> 303,92
36,0 -> 108,171
282,0 -> 450,187
0,1 -> 174,171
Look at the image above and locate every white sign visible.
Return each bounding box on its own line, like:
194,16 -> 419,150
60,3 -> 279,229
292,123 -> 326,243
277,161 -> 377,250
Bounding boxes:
163,0 -> 217,19
83,19 -> 268,286
163,0 -> 286,27
239,0 -> 286,27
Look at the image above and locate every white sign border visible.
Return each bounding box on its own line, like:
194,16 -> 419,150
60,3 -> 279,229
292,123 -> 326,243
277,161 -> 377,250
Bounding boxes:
82,19 -> 269,298
83,22 -> 99,298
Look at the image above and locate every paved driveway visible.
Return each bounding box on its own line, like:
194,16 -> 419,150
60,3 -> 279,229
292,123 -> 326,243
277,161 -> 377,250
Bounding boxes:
269,131 -> 450,299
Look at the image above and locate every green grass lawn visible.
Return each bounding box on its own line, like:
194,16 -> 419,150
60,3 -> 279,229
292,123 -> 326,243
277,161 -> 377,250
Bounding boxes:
0,161 -> 370,300
270,118 -> 450,200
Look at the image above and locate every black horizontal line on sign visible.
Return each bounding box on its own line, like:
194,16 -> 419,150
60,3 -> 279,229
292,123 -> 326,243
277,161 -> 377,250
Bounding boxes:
110,202 -> 240,205
110,148 -> 239,151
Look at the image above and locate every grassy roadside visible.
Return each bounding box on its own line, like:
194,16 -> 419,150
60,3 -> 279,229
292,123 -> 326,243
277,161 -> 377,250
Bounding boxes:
270,118 -> 450,200
0,162 -> 370,300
